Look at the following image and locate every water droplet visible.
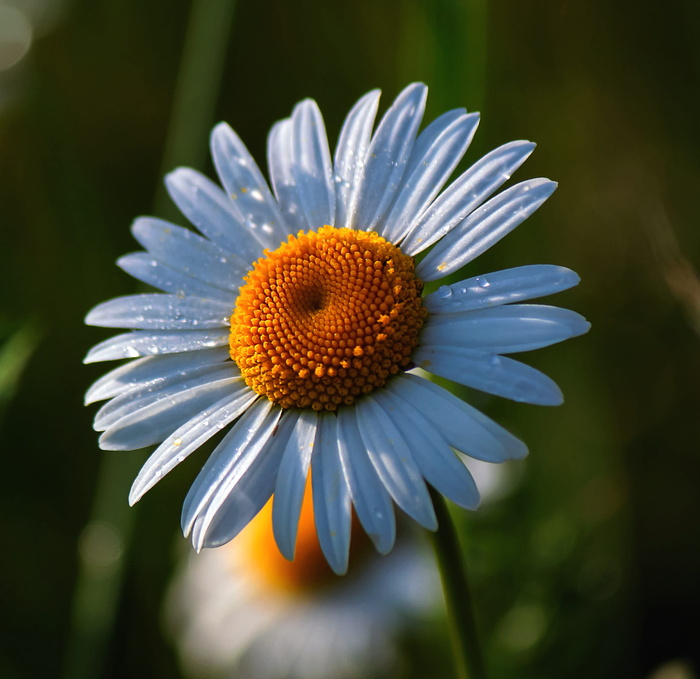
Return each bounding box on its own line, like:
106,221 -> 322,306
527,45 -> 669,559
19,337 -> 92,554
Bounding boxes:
173,438 -> 182,446
437,286 -> 452,299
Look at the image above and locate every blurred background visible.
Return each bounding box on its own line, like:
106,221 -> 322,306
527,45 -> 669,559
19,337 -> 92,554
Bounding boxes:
1,0 -> 699,677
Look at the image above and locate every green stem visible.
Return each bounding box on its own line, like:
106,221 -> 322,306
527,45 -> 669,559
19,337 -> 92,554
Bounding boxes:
428,489 -> 487,679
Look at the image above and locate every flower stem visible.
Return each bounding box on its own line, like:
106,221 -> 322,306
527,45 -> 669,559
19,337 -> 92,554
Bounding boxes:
428,488 -> 487,679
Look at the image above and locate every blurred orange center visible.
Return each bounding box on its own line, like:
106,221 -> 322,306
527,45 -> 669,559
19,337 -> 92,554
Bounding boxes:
234,479 -> 364,592
229,225 -> 426,411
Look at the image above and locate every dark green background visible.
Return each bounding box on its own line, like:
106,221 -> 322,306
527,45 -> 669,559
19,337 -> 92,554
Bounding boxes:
1,0 -> 699,677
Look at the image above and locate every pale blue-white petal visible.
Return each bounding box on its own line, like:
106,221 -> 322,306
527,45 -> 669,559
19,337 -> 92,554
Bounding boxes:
195,430 -> 285,550
85,347 -> 231,404
272,410 -> 319,560
268,118 -> 308,234
380,389 -> 480,510
424,265 -> 581,314
85,294 -> 231,330
131,217 -> 247,290
333,89 -> 381,230
413,344 -> 563,405
378,110 -> 480,244
311,412 -> 352,575
290,99 -> 335,230
181,398 -> 279,540
165,167 -> 265,263
93,362 -> 237,430
99,374 -> 242,450
194,410 -> 293,550
355,394 -> 437,529
422,304 -> 591,354
84,329 -> 229,363
337,407 -> 395,554
210,122 -> 290,248
417,178 -> 557,281
182,398 -> 282,549
129,384 -> 259,504
352,83 -> 428,232
401,140 -> 537,255
391,372 -> 527,461
117,253 -> 236,303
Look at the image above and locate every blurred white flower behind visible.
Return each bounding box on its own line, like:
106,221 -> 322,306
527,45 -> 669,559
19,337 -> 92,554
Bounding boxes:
165,482 -> 438,679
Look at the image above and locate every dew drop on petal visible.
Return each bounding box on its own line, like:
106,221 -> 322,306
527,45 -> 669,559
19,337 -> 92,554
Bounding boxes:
436,286 -> 452,299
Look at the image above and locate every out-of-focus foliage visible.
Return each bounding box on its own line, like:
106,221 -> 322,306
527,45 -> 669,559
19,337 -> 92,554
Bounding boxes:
1,0 -> 699,677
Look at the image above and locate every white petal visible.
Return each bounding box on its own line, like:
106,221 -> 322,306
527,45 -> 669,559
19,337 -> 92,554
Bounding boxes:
117,253 -> 236,303
402,140 -> 536,255
311,412 -> 352,575
129,385 -> 258,504
381,390 -> 480,510
417,178 -> 558,281
352,83 -> 428,232
333,89 -> 381,230
390,373 -> 527,461
85,294 -> 232,330
165,167 -> 266,262
84,329 -> 229,363
181,398 -> 277,538
267,118 -> 308,234
195,412 -> 290,550
337,407 -> 395,554
378,110 -> 480,243
355,394 -> 437,529
131,217 -> 247,290
422,304 -> 591,353
424,265 -> 581,313
85,347 -> 230,404
272,410 -> 319,560
291,99 -> 335,230
413,344 -> 564,405
99,374 -> 242,450
93,362 -> 237,431
210,122 -> 289,248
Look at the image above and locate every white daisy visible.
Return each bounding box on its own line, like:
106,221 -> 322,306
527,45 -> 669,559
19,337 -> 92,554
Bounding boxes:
166,483 -> 438,679
85,83 -> 589,574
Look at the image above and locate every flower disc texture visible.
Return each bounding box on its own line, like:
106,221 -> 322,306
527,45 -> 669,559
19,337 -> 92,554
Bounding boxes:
85,83 -> 590,574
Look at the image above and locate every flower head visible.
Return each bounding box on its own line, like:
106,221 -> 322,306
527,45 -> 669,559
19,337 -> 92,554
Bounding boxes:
85,83 -> 589,574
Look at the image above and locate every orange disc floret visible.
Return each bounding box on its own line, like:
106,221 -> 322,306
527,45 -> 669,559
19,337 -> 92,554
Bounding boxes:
229,225 -> 427,411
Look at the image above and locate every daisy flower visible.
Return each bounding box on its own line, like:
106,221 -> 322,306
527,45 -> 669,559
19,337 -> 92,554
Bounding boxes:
166,482 -> 438,679
85,83 -> 589,574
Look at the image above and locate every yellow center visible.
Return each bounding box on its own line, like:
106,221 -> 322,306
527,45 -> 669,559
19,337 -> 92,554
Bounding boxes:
229,225 -> 427,411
